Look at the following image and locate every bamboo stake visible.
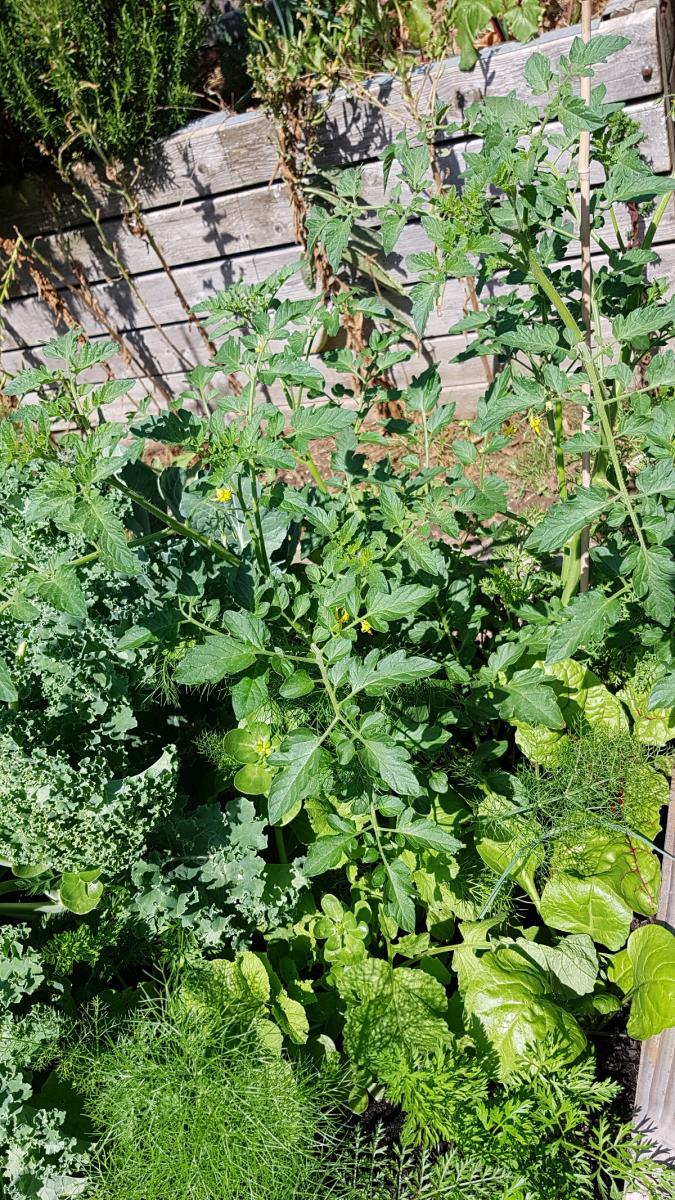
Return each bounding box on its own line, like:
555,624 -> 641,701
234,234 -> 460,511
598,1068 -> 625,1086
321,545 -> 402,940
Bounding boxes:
579,0 -> 592,591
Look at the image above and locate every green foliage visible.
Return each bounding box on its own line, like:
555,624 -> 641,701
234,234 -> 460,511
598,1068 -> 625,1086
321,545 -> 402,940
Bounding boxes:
329,1058 -> 675,1199
245,0 -> 541,117
0,926 -> 90,1200
610,924 -> 675,1040
0,740 -> 175,879
61,994 -> 341,1200
2,34 -> 675,1197
0,0 -> 202,159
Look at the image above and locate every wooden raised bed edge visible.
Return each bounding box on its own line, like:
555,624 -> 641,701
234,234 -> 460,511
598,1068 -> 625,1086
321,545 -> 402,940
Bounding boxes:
626,774 -> 675,1198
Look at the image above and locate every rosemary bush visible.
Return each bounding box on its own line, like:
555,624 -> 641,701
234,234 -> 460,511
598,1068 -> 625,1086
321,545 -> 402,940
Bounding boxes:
0,0 -> 202,159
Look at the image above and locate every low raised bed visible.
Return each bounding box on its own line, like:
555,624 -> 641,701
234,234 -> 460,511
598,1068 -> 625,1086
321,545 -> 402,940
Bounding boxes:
0,0 -> 674,417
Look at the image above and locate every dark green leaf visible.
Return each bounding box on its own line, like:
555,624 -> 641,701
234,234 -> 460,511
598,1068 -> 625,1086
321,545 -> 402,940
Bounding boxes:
175,636 -> 257,685
359,735 -> 420,795
365,584 -> 436,624
267,730 -> 325,824
525,487 -> 611,554
291,404 -> 355,441
498,668 -> 565,730
632,546 -> 675,624
545,589 -> 622,664
279,670 -> 316,699
567,34 -> 629,72
384,856 -> 417,933
304,833 -> 353,876
0,655 -> 18,703
524,51 -> 553,94
396,809 -> 463,854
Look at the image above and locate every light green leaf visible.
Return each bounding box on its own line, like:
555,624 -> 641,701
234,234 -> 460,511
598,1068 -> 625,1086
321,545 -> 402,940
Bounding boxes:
539,872 -> 632,951
455,944 -> 587,1076
620,675 -> 675,745
0,655 -> 18,704
506,934 -> 599,998
267,730 -> 325,824
188,951 -> 270,1012
322,214 -> 353,270
59,870 -> 104,915
272,989 -> 309,1044
234,763 -> 273,796
410,278 -> 440,335
405,0 -> 433,46
338,958 -> 450,1072
544,658 -> 629,736
623,924 -> 675,1039
648,673 -> 675,710
4,365 -> 54,395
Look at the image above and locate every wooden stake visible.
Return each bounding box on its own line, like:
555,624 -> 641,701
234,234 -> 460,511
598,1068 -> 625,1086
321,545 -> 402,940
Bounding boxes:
579,0 -> 592,591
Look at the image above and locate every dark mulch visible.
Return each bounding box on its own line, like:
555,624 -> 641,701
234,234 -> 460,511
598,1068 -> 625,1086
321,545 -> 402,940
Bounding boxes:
593,1014 -> 642,1121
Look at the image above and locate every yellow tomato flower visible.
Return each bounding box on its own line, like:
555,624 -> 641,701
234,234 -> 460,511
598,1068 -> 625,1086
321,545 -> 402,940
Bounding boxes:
503,422 -> 517,436
214,486 -> 232,503
336,608 -> 350,626
528,414 -> 542,436
360,619 -> 373,635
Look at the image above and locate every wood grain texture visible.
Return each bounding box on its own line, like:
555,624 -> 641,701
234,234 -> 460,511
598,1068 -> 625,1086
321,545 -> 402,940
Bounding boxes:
318,7 -> 661,166
0,0 -> 672,436
2,325 -> 491,392
5,98 -> 669,301
0,4 -> 662,240
4,193 -> 675,355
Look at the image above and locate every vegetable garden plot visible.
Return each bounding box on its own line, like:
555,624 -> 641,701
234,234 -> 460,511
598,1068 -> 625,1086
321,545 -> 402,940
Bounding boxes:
1,20 -> 675,1200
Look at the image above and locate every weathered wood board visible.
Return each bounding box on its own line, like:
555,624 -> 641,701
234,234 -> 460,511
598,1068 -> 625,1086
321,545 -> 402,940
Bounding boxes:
5,198 -> 675,358
0,0 -> 674,417
0,4 -> 663,238
4,97 -> 670,302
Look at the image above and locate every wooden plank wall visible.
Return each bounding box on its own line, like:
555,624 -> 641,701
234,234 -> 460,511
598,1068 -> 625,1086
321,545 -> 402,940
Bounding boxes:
0,0 -> 674,418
